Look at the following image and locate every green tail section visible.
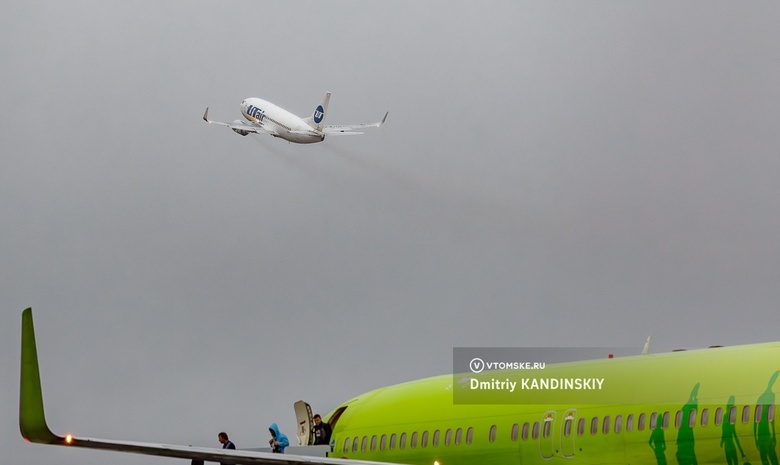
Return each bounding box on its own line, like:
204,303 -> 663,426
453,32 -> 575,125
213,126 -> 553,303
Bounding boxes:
19,308 -> 62,444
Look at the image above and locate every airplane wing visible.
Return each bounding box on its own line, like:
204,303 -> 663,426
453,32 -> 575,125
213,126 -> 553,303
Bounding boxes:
202,107 -> 276,136
19,308 -> 407,465
322,112 -> 388,135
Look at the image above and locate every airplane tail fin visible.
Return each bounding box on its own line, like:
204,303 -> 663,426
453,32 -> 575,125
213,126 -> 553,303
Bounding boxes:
304,92 -> 331,132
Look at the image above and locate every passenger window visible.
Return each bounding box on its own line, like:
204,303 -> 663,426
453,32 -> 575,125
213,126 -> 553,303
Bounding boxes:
411,432 -> 418,448
675,410 -> 682,428
489,425 -> 497,443
689,408 -> 696,427
701,408 -> 709,426
769,404 -> 776,422
729,406 -> 737,425
755,405 -> 763,423
577,418 -> 585,436
511,423 -> 519,441
626,414 -> 634,432
390,433 -> 396,450
466,427 -> 474,445
591,417 -> 598,435
563,417 -> 572,437
380,434 -> 386,451
602,416 -> 610,434
455,428 -> 462,445
523,422 -> 530,440
352,437 -> 359,453
399,432 -> 406,449
445,429 -> 452,446
433,430 -> 440,447
421,431 -> 429,448
742,405 -> 750,424
650,412 -> 658,430
715,407 -> 723,426
614,415 -> 622,433
361,436 -> 368,452
343,437 -> 350,454
371,435 -> 377,452
662,411 -> 670,429
543,419 -> 552,438
638,413 -> 646,431
533,422 -> 540,439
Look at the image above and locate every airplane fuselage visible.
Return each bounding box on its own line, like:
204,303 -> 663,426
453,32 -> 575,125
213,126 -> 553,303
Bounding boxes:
326,344 -> 780,465
240,98 -> 324,144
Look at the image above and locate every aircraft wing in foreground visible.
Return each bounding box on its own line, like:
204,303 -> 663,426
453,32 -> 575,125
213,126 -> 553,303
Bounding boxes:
19,308 -> 404,465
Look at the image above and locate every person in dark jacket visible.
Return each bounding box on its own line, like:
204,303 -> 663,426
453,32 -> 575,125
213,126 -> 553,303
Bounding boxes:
313,414 -> 332,445
268,423 -> 290,453
218,432 -> 236,465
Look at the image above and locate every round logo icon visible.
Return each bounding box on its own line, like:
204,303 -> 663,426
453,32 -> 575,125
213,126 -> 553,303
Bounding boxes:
314,105 -> 325,124
469,358 -> 485,373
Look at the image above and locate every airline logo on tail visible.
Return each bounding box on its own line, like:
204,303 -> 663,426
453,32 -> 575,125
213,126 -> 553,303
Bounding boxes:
314,105 -> 325,124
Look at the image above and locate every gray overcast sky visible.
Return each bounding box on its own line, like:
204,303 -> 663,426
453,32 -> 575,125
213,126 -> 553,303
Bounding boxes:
3,2 -> 780,464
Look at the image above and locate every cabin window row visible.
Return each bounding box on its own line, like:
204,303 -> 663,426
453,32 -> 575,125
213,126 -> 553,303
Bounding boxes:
519,404 -> 776,441
267,117 -> 291,131
342,403 -> 776,453
342,427 -> 477,453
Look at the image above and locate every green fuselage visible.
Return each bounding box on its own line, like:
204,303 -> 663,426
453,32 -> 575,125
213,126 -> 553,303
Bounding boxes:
326,344 -> 780,465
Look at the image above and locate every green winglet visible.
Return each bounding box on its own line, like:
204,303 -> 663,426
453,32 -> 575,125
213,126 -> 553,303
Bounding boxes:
20,308 -> 63,444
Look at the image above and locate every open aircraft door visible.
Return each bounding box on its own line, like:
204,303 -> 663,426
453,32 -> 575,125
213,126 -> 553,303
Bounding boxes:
294,400 -> 314,446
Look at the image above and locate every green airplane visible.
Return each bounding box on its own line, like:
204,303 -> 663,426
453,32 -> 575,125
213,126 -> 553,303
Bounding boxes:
20,308 -> 780,465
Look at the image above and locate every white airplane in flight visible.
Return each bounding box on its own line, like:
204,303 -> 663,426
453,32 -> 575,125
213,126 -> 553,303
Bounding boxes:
203,92 -> 388,144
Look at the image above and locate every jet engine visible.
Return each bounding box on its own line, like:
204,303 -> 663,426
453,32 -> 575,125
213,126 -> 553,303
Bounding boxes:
231,120 -> 250,136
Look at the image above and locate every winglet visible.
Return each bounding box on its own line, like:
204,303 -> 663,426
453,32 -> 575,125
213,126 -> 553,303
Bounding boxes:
20,308 -> 64,444
380,111 -> 388,126
203,107 -> 210,122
